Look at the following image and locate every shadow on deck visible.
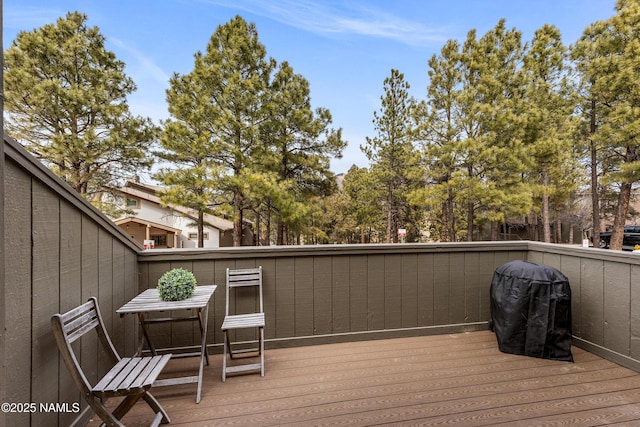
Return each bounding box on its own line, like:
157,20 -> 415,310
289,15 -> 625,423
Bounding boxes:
90,330 -> 640,426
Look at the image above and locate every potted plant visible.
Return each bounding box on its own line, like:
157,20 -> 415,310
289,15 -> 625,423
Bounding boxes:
157,268 -> 197,301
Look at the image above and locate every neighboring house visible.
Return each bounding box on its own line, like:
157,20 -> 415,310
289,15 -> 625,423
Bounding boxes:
114,180 -> 251,248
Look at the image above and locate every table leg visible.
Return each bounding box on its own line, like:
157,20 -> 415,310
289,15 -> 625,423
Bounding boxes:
196,304 -> 210,403
137,312 -> 157,356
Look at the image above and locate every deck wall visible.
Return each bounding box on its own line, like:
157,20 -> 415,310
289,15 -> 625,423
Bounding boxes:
3,136 -> 141,427
137,244 -> 640,374
529,243 -> 640,371
137,244 -> 528,350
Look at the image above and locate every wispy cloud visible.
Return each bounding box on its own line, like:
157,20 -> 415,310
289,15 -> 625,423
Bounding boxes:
110,38 -> 171,86
4,7 -> 66,35
201,0 -> 450,46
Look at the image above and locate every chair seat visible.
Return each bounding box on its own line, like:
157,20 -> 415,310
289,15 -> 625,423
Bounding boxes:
221,313 -> 265,331
93,355 -> 172,398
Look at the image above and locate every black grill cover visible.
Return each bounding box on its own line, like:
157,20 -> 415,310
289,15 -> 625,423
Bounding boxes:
489,260 -> 573,362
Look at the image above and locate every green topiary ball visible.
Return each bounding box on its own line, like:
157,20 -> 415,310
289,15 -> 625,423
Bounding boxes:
157,268 -> 197,301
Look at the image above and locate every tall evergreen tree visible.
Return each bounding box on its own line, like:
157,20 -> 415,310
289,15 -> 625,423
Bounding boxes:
158,15 -> 275,246
458,20 -> 531,240
572,0 -> 640,250
523,24 -> 578,242
4,11 -> 156,202
363,69 -> 423,243
416,39 -> 466,241
261,61 -> 345,245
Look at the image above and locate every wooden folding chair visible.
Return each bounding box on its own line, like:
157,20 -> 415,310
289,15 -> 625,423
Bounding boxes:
221,266 -> 265,382
51,297 -> 171,427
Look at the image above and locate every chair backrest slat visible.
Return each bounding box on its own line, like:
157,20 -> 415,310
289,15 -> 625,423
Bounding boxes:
226,267 -> 263,315
63,309 -> 100,343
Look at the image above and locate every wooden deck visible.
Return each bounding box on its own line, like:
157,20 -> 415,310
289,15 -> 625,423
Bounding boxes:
90,330 -> 640,426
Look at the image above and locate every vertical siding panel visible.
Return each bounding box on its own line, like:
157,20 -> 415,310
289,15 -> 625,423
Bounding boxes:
464,251 -> 481,323
191,260 -> 217,351
527,250 -> 543,264
367,254 -> 385,330
401,253 -> 418,328
81,217 -> 99,395
97,229 -> 113,378
433,253 -> 450,325
542,252 -> 562,270
213,259 -> 235,344
560,255 -> 582,338
31,181 -> 60,427
123,247 -> 138,357
478,252 -> 495,321
384,254 -> 402,329
604,261 -> 631,355
110,241 -> 126,356
295,257 -> 314,336
631,264 -> 640,360
58,201 -> 82,426
4,161 -> 32,427
332,256 -> 350,333
259,258 -> 276,341
449,253 -> 466,323
349,255 -> 368,332
275,258 -> 295,338
417,253 -> 434,326
581,258 -> 605,345
146,261 -> 171,349
313,257 -> 332,335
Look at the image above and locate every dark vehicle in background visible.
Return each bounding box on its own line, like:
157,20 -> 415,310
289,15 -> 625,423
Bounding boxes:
599,225 -> 640,250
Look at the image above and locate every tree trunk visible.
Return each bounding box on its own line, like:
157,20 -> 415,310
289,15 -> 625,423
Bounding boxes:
467,202 -> 474,242
440,201 -> 449,241
277,220 -> 285,245
233,191 -> 243,247
264,207 -> 271,246
490,222 -> 499,241
198,210 -> 205,248
541,169 -> 551,243
590,98 -> 601,248
386,187 -> 393,243
610,181 -> 632,251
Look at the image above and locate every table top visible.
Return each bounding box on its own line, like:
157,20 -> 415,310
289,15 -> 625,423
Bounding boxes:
116,285 -> 217,314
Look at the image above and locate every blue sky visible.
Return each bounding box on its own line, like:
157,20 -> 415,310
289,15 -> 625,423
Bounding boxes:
4,0 -> 617,173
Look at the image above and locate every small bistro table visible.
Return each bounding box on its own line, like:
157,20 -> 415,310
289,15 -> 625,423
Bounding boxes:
116,285 -> 217,403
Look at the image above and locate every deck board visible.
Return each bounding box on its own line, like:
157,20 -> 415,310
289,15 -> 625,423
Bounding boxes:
88,330 -> 640,426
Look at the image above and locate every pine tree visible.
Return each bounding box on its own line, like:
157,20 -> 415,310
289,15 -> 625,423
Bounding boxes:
363,69 -> 423,243
572,0 -> 640,250
458,20 -> 531,240
4,11 -> 156,200
416,39 -> 466,241
261,61 -> 345,245
523,24 -> 578,243
158,16 -> 275,246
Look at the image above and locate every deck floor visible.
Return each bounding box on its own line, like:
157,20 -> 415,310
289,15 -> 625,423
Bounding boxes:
92,330 -> 640,426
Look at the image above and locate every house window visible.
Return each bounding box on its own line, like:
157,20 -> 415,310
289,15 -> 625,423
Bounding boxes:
188,232 -> 209,240
151,235 -> 167,247
126,197 -> 140,209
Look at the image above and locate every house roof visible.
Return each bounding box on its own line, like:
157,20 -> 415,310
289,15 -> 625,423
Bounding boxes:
114,217 -> 182,234
119,180 -> 234,231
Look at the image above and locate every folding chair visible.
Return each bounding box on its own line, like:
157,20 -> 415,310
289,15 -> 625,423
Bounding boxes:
51,297 -> 171,427
221,266 -> 265,382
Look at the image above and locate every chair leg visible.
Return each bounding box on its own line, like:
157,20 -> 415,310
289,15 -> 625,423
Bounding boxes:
142,391 -> 171,424
88,395 -> 128,427
260,327 -> 265,377
111,394 -> 143,422
222,330 -> 229,382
